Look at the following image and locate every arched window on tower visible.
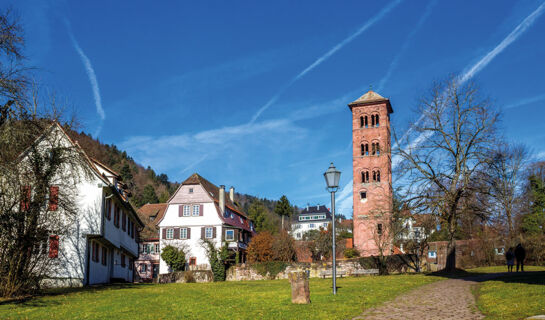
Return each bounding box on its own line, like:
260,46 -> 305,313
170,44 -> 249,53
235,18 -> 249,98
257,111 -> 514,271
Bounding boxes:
376,142 -> 380,156
377,170 -> 381,182
361,171 -> 370,183
372,142 -> 380,156
371,115 -> 375,127
361,143 -> 369,156
360,116 -> 364,128
375,114 -> 380,127
364,116 -> 368,128
372,171 -> 376,182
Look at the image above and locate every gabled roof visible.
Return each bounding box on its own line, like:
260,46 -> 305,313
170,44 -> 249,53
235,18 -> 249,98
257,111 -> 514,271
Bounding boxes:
293,204 -> 332,222
178,173 -> 247,218
348,90 -> 393,113
138,203 -> 168,240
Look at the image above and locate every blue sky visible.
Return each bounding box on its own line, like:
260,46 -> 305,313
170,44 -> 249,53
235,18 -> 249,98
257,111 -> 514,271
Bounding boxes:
7,0 -> 545,216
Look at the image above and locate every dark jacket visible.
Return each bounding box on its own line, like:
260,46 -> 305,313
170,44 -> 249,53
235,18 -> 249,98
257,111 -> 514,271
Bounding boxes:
514,245 -> 526,260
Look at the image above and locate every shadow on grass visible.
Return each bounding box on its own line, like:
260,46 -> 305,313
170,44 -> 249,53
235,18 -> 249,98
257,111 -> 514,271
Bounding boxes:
0,282 -> 153,307
427,269 -> 545,286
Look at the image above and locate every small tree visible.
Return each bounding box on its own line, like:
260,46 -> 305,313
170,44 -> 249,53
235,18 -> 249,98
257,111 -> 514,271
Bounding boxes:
271,231 -> 297,262
247,231 -> 274,263
160,245 -> 186,272
201,239 -> 229,281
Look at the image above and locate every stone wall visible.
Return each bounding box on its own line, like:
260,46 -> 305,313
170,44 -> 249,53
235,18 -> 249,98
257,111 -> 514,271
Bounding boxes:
226,260 -> 377,281
158,270 -> 213,283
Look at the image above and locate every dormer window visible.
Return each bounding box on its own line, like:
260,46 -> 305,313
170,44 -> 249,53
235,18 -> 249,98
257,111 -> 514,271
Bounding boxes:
189,188 -> 193,194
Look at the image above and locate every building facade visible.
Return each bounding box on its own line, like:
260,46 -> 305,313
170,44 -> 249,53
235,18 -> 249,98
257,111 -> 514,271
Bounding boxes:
290,205 -> 332,240
349,90 -> 394,256
158,174 -> 254,273
22,123 -> 143,287
135,203 -> 167,282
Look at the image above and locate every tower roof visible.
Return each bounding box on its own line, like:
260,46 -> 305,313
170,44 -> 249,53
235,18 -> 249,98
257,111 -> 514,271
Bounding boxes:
348,90 -> 393,113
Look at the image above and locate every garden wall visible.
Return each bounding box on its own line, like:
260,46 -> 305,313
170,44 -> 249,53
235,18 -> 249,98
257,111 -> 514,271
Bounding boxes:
158,270 -> 213,283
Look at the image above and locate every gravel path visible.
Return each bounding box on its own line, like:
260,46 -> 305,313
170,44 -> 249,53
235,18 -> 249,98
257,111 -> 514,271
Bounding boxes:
352,274 -> 505,320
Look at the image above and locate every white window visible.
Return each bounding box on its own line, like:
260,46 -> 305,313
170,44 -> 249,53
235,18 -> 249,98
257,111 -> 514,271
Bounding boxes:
309,223 -> 315,228
428,251 -> 437,258
205,227 -> 213,239
141,264 -> 147,272
239,216 -> 243,223
155,244 -> 159,253
183,205 -> 190,216
192,205 -> 200,216
323,223 -> 328,228
189,188 -> 193,193
225,229 -> 235,241
180,228 -> 188,239
296,233 -> 301,239
166,228 -> 174,239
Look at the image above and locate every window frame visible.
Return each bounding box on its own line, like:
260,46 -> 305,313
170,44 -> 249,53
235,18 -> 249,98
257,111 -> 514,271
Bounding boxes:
180,227 -> 188,239
183,205 -> 190,216
205,227 -> 213,239
192,205 -> 200,216
225,229 -> 235,241
166,228 -> 174,239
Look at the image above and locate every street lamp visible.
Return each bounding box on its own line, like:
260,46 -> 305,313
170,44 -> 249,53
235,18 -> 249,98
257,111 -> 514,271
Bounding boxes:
323,162 -> 341,295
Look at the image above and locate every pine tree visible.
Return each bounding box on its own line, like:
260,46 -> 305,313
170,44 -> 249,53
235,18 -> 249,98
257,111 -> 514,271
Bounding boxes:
274,195 -> 293,231
141,184 -> 159,204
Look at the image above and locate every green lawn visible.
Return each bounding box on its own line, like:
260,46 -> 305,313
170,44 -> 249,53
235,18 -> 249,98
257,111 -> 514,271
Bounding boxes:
0,275 -> 440,320
470,266 -> 545,320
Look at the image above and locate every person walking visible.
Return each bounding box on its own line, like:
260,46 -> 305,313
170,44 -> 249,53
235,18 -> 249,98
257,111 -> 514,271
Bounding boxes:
514,243 -> 526,272
505,247 -> 515,272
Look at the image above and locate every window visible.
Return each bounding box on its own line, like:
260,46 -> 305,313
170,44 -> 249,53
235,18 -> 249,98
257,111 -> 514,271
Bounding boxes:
377,223 -> 383,235
166,228 -> 174,239
155,244 -> 159,253
122,212 -> 127,231
189,257 -> 197,266
121,254 -> 126,268
48,186 -> 59,211
225,229 -> 235,241
205,227 -> 213,239
141,264 -> 147,273
323,223 -> 328,228
180,228 -> 188,239
105,199 -> 112,220
371,114 -> 379,127
428,251 -> 437,258
49,235 -> 59,258
189,188 -> 193,193
129,258 -> 133,270
360,116 -> 364,128
360,143 -> 369,156
20,185 -> 31,212
371,142 -> 380,156
114,207 -> 120,228
183,205 -> 190,216
309,223 -> 315,228
361,171 -> 369,183
101,246 -> 107,266
192,205 -> 200,216
360,191 -> 367,200
92,242 -> 99,262
371,114 -> 375,126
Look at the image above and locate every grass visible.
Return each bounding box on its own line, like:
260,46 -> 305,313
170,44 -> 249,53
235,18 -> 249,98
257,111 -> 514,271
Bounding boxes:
0,274 -> 440,320
470,266 -> 545,319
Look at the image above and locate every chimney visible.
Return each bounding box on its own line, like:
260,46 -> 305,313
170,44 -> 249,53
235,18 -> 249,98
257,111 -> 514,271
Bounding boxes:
229,186 -> 235,202
219,185 -> 225,213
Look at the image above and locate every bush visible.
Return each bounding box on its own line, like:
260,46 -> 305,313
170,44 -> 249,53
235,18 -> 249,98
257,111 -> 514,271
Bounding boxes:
202,240 -> 230,281
247,231 -> 274,263
160,245 -> 186,272
272,231 -> 297,262
251,261 -> 289,279
184,271 -> 196,283
344,248 -> 360,258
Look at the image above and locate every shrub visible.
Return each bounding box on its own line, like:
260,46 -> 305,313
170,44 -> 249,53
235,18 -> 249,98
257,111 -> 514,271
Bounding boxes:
184,271 -> 196,283
272,231 -> 297,262
247,231 -> 274,263
344,248 -> 360,259
202,240 -> 230,281
160,245 -> 186,272
252,261 -> 288,279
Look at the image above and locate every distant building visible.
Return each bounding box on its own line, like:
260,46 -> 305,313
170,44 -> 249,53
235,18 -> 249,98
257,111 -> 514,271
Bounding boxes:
158,174 -> 255,273
135,203 -> 167,282
291,205 -> 332,240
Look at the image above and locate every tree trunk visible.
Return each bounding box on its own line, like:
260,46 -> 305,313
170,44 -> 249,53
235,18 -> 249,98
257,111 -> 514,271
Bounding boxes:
445,237 -> 456,272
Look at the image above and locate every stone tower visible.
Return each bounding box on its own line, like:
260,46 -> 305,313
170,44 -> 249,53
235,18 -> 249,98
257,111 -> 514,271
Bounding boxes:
349,90 -> 393,256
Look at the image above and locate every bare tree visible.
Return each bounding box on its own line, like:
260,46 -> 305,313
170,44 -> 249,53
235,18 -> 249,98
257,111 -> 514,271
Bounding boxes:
395,77 -> 500,272
483,143 -> 528,243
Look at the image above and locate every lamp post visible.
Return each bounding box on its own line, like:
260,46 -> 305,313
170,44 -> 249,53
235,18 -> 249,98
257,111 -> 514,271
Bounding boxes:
324,162 -> 341,295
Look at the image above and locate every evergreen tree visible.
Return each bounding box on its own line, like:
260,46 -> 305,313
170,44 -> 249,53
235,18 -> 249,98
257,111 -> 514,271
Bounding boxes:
522,175 -> 545,235
274,195 -> 293,231
141,184 -> 159,204
120,163 -> 133,181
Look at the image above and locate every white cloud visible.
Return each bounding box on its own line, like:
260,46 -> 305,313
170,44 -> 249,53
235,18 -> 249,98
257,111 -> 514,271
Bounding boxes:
250,0 -> 404,123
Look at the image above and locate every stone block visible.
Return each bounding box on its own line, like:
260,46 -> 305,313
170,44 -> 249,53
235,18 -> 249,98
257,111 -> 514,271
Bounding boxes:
289,271 -> 310,304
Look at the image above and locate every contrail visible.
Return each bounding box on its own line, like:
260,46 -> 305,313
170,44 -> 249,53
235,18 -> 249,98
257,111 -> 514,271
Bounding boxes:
377,0 -> 437,92
64,19 -> 106,137
397,1 -> 545,165
250,0 -> 404,123
458,1 -> 545,84
504,93 -> 545,109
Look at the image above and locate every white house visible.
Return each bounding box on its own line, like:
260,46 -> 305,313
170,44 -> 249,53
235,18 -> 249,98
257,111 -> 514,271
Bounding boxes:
21,123 -> 143,287
158,174 -> 254,273
135,203 -> 167,281
291,205 -> 332,240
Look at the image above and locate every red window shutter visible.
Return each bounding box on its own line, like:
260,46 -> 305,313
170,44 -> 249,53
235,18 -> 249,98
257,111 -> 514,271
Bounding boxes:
162,228 -> 166,239
199,204 -> 204,216
20,186 -> 31,211
178,205 -> 183,217
201,227 -> 205,239
48,235 -> 59,258
48,186 -> 59,211
212,227 -> 216,238
173,228 -> 180,239
122,212 -> 126,231
187,227 -> 191,239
